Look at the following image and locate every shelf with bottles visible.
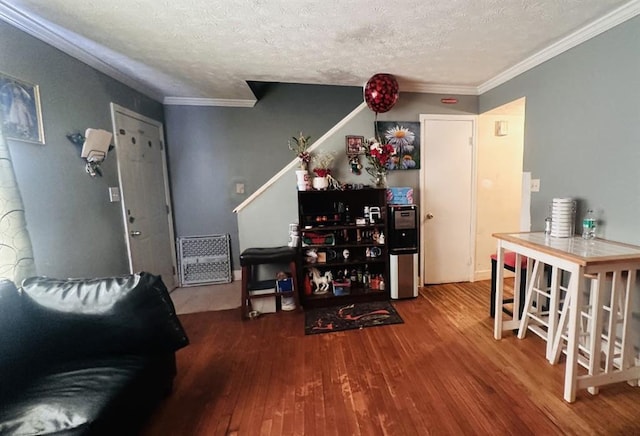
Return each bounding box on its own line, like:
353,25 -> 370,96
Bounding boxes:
298,191 -> 384,229
302,242 -> 385,265
301,226 -> 386,248
302,264 -> 387,301
297,188 -> 389,308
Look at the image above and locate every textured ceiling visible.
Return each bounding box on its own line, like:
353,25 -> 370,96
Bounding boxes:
0,0 -> 637,105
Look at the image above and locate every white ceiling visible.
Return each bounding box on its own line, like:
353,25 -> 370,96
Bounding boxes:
1,0 -> 638,107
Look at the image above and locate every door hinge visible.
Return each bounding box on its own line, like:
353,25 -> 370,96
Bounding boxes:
166,204 -> 170,214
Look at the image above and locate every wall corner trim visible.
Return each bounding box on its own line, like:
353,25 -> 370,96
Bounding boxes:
233,102 -> 368,213
477,0 -> 640,94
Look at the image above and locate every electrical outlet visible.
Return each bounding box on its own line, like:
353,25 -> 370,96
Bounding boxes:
530,179 -> 540,192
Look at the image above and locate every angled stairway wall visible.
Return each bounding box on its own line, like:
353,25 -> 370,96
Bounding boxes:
234,102 -> 370,251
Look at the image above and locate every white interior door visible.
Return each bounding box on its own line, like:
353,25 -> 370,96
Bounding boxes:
111,104 -> 177,289
420,115 -> 476,284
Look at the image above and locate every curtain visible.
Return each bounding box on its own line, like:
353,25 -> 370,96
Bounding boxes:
0,112 -> 36,284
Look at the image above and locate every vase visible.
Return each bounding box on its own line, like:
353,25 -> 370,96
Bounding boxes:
373,171 -> 387,189
295,169 -> 310,191
312,176 -> 329,190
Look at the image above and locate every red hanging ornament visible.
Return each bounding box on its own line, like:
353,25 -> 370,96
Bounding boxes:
363,73 -> 399,114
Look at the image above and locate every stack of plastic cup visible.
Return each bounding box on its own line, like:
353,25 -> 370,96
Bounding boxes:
550,198 -> 576,238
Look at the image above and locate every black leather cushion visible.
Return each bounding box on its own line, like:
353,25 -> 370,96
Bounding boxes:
240,246 -> 297,266
0,354 -> 176,435
0,280 -> 36,400
19,272 -> 189,365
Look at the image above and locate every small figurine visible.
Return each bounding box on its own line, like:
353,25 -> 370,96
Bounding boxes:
372,229 -> 380,243
349,155 -> 362,175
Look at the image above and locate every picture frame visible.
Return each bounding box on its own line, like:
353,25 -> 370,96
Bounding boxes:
375,121 -> 420,170
345,135 -> 365,156
0,72 -> 45,144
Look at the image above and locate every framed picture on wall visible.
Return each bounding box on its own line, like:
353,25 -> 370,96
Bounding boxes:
0,72 -> 45,144
345,135 -> 365,156
375,121 -> 420,170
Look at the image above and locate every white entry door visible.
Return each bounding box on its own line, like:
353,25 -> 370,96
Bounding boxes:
420,115 -> 476,284
111,104 -> 177,289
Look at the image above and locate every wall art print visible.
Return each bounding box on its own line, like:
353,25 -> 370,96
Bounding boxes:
0,72 -> 45,144
375,121 -> 420,170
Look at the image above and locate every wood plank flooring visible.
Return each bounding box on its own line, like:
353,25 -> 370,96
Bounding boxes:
142,280 -> 640,435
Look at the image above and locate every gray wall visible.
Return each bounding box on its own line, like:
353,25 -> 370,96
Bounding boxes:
480,15 -> 640,245
232,93 -> 478,285
0,21 -> 164,279
164,84 -> 364,267
236,93 -> 478,253
4,12 -> 638,287
480,16 -> 640,350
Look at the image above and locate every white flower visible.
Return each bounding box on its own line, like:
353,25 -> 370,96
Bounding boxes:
385,126 -> 415,149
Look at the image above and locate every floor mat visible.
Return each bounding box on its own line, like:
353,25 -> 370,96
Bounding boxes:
304,300 -> 404,335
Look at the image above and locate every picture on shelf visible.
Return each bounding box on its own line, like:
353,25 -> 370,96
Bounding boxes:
374,121 -> 420,170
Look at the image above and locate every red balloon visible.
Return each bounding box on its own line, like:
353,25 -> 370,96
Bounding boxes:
363,73 -> 399,114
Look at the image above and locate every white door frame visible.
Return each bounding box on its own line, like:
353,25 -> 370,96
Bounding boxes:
419,114 -> 478,284
110,103 -> 178,285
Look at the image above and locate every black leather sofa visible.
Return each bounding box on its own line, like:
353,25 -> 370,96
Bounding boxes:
0,272 -> 189,435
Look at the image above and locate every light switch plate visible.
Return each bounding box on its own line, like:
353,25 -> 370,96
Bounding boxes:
530,179 -> 540,192
108,186 -> 121,202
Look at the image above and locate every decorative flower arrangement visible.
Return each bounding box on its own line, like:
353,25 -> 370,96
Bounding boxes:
311,151 -> 335,178
288,132 -> 312,169
364,137 -> 396,186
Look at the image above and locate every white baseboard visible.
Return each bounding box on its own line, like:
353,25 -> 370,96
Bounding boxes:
474,270 -> 491,281
233,269 -> 242,281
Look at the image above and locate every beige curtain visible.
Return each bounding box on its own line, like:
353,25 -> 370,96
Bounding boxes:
0,112 -> 36,284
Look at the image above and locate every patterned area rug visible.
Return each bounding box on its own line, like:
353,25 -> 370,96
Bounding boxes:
304,300 -> 404,335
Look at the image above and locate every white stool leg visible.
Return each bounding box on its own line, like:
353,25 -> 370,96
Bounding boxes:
518,260 -> 543,339
586,273 -> 604,395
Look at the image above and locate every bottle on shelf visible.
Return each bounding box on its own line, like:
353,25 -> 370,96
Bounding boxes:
582,209 -> 597,240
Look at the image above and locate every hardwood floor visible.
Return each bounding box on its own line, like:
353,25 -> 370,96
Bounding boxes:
143,280 -> 640,435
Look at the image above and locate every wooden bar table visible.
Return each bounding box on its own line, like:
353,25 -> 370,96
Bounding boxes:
493,231 -> 640,402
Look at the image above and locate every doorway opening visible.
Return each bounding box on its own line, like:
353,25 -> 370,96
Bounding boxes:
419,97 -> 526,285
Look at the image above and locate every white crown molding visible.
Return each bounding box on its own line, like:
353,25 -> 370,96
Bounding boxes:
3,0 -> 639,104
0,1 -> 165,102
478,0 -> 640,94
163,96 -> 257,107
401,82 -> 479,96
233,102 -> 368,213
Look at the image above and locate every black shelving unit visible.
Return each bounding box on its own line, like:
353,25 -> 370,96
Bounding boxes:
297,188 -> 389,308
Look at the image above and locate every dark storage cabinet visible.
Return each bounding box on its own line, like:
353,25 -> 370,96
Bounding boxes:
297,188 -> 390,308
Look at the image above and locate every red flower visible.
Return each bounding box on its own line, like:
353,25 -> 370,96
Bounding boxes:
313,168 -> 331,177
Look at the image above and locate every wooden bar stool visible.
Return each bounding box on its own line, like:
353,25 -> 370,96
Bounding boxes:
490,251 -> 528,318
239,246 -> 300,320
550,270 -> 637,397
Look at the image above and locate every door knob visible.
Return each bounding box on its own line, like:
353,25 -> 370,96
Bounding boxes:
130,230 -> 142,237
426,213 -> 434,219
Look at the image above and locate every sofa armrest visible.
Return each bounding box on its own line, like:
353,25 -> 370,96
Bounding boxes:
19,272 -> 189,363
